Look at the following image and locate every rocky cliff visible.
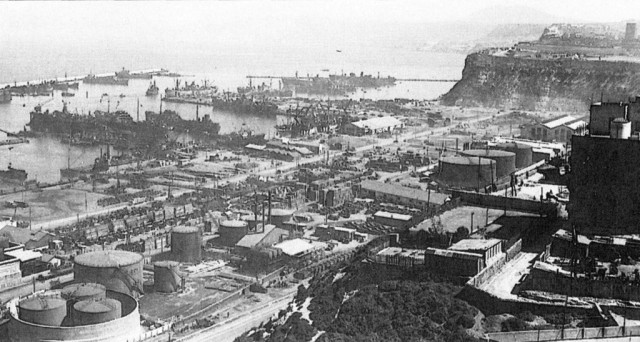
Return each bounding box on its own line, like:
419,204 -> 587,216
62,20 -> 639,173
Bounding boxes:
441,52 -> 640,111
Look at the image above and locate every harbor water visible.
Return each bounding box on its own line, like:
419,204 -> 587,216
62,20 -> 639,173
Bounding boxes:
0,2 -> 467,184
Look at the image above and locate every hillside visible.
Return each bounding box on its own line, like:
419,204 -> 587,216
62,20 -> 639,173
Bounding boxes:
235,258 -> 480,342
440,52 -> 640,111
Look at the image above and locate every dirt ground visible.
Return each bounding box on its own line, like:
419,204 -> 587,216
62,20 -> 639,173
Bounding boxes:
413,206 -> 507,234
0,187 -> 109,223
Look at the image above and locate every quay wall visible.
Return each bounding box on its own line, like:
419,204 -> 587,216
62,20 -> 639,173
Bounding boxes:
487,325 -> 640,342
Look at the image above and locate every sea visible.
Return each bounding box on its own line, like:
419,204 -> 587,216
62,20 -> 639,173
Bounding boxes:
0,3 -> 467,184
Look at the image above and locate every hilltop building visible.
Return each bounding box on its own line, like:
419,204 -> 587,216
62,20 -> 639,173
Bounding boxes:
626,22 -> 637,41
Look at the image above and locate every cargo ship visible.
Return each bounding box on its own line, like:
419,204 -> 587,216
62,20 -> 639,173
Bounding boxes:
145,81 -> 159,96
82,73 -> 129,86
52,82 -> 79,91
0,163 -> 27,183
0,88 -> 11,103
281,71 -> 396,95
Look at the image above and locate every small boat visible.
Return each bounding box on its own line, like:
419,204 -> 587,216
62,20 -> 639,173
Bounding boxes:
145,81 -> 159,96
119,94 -> 126,98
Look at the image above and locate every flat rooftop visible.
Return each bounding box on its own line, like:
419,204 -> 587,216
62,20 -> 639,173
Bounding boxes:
377,247 -> 425,261
449,238 -> 502,252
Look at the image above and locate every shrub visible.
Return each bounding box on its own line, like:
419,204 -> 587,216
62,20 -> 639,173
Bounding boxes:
501,317 -> 528,332
517,311 -> 536,322
457,314 -> 476,329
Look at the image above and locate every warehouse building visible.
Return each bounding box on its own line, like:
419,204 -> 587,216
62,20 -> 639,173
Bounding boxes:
521,115 -> 587,142
373,211 -> 414,229
0,225 -> 57,250
341,116 -> 403,136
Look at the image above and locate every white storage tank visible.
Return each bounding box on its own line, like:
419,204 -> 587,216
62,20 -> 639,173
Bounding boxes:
610,118 -> 632,139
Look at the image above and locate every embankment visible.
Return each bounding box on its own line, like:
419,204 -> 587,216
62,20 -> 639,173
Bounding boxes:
441,52 -> 640,111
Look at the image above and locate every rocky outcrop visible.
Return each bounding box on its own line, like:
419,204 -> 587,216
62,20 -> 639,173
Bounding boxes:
441,52 -> 640,111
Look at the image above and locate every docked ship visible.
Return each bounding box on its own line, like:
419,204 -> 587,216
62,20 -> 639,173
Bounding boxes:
52,82 -> 79,91
281,71 -> 396,95
115,68 -> 153,80
61,92 -> 75,97
0,163 -> 27,183
145,81 -> 159,96
82,73 -> 129,86
0,88 -> 11,103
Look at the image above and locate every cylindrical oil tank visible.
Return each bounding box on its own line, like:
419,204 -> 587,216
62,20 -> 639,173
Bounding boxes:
154,261 -> 182,293
269,209 -> 294,227
240,214 -> 265,230
74,250 -> 144,296
439,156 -> 496,189
171,226 -> 202,263
18,297 -> 68,327
492,142 -> 533,169
72,298 -> 121,326
461,149 -> 516,178
610,118 -> 632,139
218,220 -> 248,247
61,283 -> 106,302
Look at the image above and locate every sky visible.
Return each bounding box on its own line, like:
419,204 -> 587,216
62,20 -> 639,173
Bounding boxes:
0,0 -> 638,32
0,0 -> 638,83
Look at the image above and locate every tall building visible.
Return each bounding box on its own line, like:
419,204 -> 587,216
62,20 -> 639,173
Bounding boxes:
626,22 -> 637,41
569,134 -> 640,235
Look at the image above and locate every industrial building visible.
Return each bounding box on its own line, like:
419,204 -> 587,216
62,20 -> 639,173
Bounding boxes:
372,247 -> 425,268
171,225 -> 203,263
521,115 -> 587,142
274,238 -> 325,260
341,116 -> 403,136
424,248 -> 484,277
360,180 -> 450,210
0,239 -> 21,290
373,211 -> 414,229
73,250 -> 144,297
0,225 -> 57,250
448,238 -> 503,266
589,97 -> 640,136
5,284 -> 141,342
235,224 -> 288,251
626,22 -> 637,41
423,238 -> 503,278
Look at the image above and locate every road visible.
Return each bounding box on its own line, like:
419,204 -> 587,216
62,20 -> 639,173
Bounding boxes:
178,293 -> 296,342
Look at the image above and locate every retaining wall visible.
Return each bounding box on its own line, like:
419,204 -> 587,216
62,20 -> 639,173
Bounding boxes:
451,190 -> 558,217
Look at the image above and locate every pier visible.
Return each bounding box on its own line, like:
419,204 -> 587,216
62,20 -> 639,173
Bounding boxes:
396,78 -> 459,82
246,75 -> 459,82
